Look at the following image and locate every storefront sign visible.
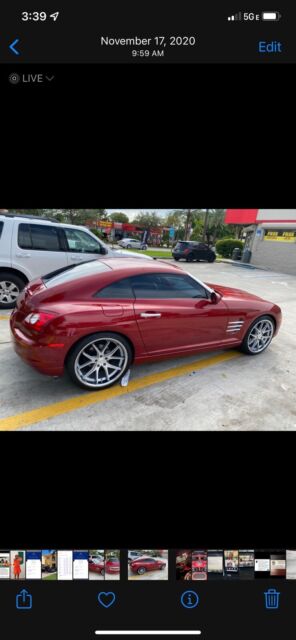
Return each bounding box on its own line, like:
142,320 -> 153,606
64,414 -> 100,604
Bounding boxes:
264,230 -> 296,242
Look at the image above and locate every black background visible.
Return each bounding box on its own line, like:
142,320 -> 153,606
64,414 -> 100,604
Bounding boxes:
1,56 -> 294,557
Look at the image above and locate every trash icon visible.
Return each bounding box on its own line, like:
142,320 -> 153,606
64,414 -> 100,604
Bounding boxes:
264,588 -> 280,609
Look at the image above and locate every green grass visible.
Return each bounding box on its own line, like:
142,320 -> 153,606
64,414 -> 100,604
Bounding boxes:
43,573 -> 57,580
125,249 -> 173,258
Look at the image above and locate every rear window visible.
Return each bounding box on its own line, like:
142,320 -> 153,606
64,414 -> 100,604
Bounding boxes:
175,241 -> 193,248
0,221 -> 3,239
43,260 -> 111,288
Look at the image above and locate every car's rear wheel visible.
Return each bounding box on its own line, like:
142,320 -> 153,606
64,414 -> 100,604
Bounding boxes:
240,316 -> 275,355
0,273 -> 25,309
127,244 -> 132,249
100,569 -> 105,576
208,254 -> 216,263
66,332 -> 132,390
137,567 -> 146,575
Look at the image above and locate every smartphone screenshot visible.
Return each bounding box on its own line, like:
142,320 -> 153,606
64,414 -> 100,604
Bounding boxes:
1,1 -> 294,640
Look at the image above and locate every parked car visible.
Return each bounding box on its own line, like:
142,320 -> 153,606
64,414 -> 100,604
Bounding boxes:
10,258 -> 282,390
129,556 -> 166,575
118,238 -> 148,250
105,558 -> 120,574
0,213 -> 152,309
128,551 -> 143,563
89,558 -> 105,575
172,241 -> 216,262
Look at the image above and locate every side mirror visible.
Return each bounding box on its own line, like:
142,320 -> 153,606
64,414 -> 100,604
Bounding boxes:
100,246 -> 108,255
210,291 -> 220,304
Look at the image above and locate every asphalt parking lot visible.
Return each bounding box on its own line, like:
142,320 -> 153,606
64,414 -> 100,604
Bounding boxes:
0,261 -> 296,431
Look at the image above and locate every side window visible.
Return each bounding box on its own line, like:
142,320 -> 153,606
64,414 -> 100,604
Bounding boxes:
94,278 -> 134,299
30,225 -> 60,251
131,273 -> 208,299
64,228 -> 102,254
18,223 -> 32,249
0,221 -> 3,239
18,224 -> 61,251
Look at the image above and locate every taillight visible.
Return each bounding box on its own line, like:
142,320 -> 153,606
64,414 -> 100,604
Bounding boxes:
184,248 -> 190,254
24,312 -> 57,331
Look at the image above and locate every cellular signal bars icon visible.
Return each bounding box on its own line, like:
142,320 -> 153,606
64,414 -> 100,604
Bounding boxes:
228,12 -> 242,20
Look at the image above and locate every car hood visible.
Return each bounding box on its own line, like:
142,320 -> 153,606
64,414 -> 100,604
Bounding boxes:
205,282 -> 269,303
110,249 -> 152,260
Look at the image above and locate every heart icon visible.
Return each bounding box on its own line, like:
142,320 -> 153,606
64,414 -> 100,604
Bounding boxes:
98,592 -> 116,608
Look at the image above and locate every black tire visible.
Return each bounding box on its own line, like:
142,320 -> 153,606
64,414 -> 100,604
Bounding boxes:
0,272 -> 26,309
208,254 -> 216,263
239,315 -> 275,356
100,569 -> 105,576
174,257 -> 180,261
137,567 -> 146,575
66,332 -> 133,390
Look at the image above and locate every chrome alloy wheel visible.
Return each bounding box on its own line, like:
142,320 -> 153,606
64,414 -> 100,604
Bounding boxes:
74,337 -> 128,388
0,280 -> 20,304
247,318 -> 274,353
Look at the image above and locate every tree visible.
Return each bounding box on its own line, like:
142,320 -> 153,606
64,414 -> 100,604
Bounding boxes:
58,209 -> 107,225
108,212 -> 129,223
132,211 -> 162,228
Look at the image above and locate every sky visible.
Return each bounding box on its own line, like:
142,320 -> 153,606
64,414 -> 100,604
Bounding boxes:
106,209 -> 172,221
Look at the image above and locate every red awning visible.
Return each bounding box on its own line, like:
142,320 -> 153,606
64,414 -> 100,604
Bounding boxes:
224,209 -> 259,224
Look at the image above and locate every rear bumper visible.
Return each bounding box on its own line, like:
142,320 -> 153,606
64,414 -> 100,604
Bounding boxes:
10,325 -> 65,377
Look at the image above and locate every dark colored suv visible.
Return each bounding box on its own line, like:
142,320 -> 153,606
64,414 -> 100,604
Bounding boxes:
172,241 -> 216,263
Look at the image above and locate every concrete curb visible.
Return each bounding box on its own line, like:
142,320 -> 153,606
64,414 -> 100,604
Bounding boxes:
218,259 -> 269,271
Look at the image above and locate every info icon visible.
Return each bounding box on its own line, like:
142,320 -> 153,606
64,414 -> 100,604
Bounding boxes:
9,73 -> 20,85
180,590 -> 199,609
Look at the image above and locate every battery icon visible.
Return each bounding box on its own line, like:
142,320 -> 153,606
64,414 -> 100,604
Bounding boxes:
261,11 -> 281,20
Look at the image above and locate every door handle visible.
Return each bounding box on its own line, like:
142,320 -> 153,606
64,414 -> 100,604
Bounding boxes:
140,312 -> 162,318
15,253 -> 31,258
70,255 -> 83,261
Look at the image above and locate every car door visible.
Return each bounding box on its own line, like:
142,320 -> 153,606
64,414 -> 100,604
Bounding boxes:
12,222 -> 68,280
132,272 -> 230,355
194,243 -> 207,260
62,227 -> 106,265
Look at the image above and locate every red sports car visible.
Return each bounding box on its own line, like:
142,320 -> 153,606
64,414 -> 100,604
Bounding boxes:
10,258 -> 282,390
89,558 -> 105,575
105,558 -> 120,574
129,556 -> 166,575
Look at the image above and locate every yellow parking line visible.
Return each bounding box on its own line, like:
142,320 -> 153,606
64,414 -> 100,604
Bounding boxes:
0,315 -> 9,320
0,350 -> 241,431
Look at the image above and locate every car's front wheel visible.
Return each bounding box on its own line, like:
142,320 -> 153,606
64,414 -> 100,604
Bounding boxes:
137,567 -> 146,575
174,257 -> 180,261
240,316 -> 275,355
208,254 -> 216,263
66,332 -> 132,390
0,272 -> 25,309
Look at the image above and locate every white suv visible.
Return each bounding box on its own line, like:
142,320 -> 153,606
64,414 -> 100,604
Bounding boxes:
0,213 -> 152,308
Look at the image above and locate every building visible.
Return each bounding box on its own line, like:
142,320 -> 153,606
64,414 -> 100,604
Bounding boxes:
225,209 -> 296,275
85,219 -> 169,246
